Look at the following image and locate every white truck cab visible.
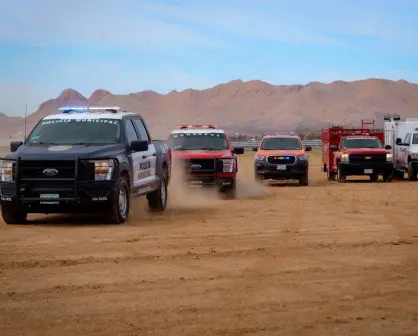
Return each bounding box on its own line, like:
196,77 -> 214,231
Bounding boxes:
384,115 -> 418,180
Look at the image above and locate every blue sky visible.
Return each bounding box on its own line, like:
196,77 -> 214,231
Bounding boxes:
1,0 -> 418,116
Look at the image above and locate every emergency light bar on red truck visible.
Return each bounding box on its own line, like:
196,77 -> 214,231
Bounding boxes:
321,120 -> 393,182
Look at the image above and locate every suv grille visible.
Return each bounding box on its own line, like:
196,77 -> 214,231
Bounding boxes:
349,154 -> 386,163
267,156 -> 296,164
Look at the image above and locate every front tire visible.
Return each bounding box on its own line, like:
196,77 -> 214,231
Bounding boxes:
383,171 -> 393,182
337,164 -> 346,183
106,176 -> 130,224
1,205 -> 28,225
147,174 -> 168,212
223,182 -> 237,200
407,162 -> 417,181
299,171 -> 309,186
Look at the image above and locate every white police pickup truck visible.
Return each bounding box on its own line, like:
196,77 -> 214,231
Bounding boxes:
0,106 -> 171,224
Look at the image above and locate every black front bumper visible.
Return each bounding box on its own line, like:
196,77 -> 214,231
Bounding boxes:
185,174 -> 235,191
255,159 -> 308,180
0,157 -> 118,214
339,162 -> 393,175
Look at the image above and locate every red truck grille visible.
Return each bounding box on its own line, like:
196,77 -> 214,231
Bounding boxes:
349,154 -> 386,163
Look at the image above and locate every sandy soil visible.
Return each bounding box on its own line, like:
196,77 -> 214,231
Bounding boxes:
1,149 -> 418,336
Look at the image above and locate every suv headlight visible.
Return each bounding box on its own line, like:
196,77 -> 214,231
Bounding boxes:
0,159 -> 15,183
296,155 -> 308,161
341,153 -> 349,162
88,159 -> 115,180
221,158 -> 235,173
255,155 -> 266,161
410,153 -> 418,159
386,153 -> 393,162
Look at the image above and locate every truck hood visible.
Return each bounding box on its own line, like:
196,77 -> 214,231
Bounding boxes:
172,149 -> 233,159
341,148 -> 389,155
257,149 -> 305,156
4,144 -> 125,160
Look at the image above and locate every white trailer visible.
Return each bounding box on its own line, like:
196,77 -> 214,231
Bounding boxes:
384,115 -> 418,180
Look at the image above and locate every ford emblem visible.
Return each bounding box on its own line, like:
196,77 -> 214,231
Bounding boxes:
190,164 -> 202,169
43,168 -> 59,176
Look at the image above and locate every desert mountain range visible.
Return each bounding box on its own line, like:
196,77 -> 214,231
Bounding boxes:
2,78 -> 418,139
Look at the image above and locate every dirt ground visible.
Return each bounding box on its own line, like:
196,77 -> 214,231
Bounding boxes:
1,148 -> 418,336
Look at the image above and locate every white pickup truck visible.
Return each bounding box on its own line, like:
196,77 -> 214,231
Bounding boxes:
384,116 -> 418,180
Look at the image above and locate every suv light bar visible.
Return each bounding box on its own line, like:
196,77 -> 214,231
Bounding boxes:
58,106 -> 121,114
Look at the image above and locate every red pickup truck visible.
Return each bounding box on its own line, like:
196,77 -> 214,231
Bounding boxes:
168,124 -> 244,198
322,120 -> 393,182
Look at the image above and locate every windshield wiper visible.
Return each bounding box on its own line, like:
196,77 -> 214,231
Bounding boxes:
30,142 -> 60,146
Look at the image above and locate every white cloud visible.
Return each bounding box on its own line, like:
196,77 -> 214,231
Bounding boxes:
1,0 -> 417,51
0,0 -> 226,50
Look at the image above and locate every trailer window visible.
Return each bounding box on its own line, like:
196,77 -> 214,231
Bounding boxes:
260,138 -> 302,150
340,137 -> 382,149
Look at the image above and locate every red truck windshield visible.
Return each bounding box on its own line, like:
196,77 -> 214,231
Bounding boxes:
341,137 -> 382,149
169,133 -> 229,150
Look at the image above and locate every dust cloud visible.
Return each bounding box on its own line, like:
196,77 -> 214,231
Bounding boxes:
167,159 -> 223,209
166,158 -> 269,209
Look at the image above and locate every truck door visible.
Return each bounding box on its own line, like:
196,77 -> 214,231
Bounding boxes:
400,133 -> 411,166
124,119 -> 142,190
132,117 -> 158,190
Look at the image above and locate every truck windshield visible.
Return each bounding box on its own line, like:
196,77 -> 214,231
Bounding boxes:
25,119 -> 121,145
412,133 -> 418,144
260,138 -> 302,150
340,137 -> 382,149
168,133 -> 228,150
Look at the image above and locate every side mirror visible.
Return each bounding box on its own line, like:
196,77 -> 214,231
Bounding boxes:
305,146 -> 312,152
329,145 -> 338,150
130,140 -> 148,152
396,138 -> 402,145
384,145 -> 392,150
10,141 -> 23,153
233,147 -> 244,155
251,147 -> 258,152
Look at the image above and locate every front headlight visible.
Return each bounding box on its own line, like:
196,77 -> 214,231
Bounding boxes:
410,153 -> 418,159
386,153 -> 393,162
341,153 -> 349,162
255,155 -> 266,161
88,159 -> 115,180
0,159 -> 15,183
296,155 -> 308,161
222,158 -> 235,173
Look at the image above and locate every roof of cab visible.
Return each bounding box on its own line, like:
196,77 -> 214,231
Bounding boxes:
261,134 -> 301,140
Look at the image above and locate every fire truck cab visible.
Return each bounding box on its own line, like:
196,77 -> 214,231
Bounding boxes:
322,120 -> 393,182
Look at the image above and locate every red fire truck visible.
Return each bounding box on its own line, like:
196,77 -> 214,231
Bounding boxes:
321,120 -> 393,182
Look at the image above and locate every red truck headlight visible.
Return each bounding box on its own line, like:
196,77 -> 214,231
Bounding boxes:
221,159 -> 235,172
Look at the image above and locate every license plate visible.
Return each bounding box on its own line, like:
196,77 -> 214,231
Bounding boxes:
277,165 -> 286,170
364,169 -> 373,174
40,193 -> 59,199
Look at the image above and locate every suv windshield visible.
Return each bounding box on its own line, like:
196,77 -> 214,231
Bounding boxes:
260,138 -> 302,150
340,137 -> 382,149
169,133 -> 228,150
412,133 -> 418,144
26,119 -> 121,145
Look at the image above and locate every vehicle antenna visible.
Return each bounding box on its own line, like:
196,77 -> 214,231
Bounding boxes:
24,102 -> 28,141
